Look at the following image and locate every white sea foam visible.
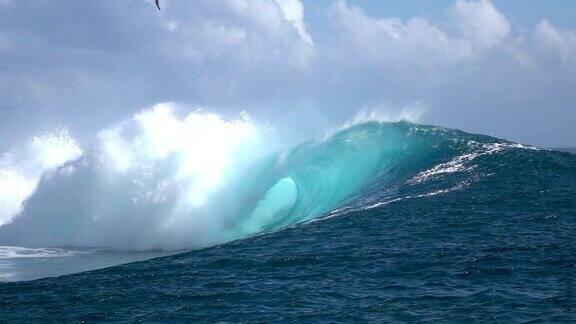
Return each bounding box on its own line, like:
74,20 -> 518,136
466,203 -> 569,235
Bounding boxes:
409,152 -> 479,185
367,180 -> 472,209
0,246 -> 84,259
408,140 -> 538,185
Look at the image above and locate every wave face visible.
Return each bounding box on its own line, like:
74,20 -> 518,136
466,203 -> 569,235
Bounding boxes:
0,105 -> 564,251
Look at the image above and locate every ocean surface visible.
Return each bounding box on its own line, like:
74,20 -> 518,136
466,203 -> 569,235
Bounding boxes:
1,119 -> 575,321
554,148 -> 576,154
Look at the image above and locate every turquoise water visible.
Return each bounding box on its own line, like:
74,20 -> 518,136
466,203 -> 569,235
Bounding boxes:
1,122 -> 575,321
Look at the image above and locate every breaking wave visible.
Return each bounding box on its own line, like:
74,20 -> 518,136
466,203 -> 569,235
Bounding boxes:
0,104 -> 531,250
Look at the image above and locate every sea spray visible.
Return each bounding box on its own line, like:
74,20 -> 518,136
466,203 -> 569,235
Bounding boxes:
0,104 -> 279,250
0,127 -> 82,225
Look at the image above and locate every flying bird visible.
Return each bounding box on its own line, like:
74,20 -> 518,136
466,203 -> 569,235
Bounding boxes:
155,0 -> 161,11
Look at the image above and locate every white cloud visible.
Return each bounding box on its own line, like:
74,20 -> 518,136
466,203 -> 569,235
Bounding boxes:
534,19 -> 576,63
273,0 -> 313,44
162,19 -> 179,32
329,0 -> 517,68
0,0 -> 575,148
329,0 -> 474,67
156,0 -> 315,68
451,0 -> 510,50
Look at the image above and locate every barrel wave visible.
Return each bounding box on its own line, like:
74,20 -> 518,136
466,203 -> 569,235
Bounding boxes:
0,104 -> 552,251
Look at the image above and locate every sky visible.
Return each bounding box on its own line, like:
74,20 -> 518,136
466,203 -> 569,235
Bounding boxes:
0,0 -> 575,148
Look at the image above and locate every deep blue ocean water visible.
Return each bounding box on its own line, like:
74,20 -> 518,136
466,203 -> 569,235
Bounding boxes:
0,122 -> 575,321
